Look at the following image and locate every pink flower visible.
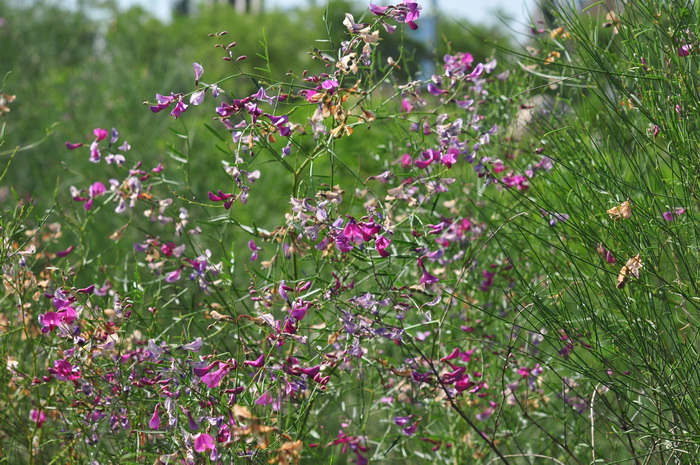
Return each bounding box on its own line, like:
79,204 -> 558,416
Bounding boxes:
194,433 -> 216,453
662,208 -> 686,221
93,128 -> 108,141
48,359 -> 81,381
375,235 -> 391,257
201,364 -> 230,388
30,409 -> 47,428
243,354 -> 265,368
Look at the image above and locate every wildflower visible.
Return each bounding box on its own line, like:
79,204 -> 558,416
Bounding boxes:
662,208 -> 686,221
679,44 -> 692,57
193,62 -> 204,84
597,243 -> 616,264
171,99 -> 188,119
243,354 -> 265,368
149,404 -> 161,430
149,93 -> 177,113
201,363 -> 231,388
93,128 -> 108,141
248,240 -> 261,261
48,359 -> 81,381
417,258 -> 439,285
369,2 -> 421,30
55,246 -> 74,258
30,409 -> 47,428
375,235 -> 391,257
194,433 -> 216,453
190,90 -> 205,106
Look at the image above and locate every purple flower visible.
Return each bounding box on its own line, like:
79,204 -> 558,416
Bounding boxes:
662,208 -> 685,221
190,90 -> 205,106
149,404 -> 161,430
171,99 -> 188,119
290,299 -> 310,320
164,268 -> 182,283
248,240 -> 260,261
193,62 -> 204,84
65,142 -> 83,150
679,44 -> 691,57
178,337 -> 203,352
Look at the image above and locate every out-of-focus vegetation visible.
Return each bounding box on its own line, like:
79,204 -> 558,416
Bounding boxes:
0,0 -> 510,205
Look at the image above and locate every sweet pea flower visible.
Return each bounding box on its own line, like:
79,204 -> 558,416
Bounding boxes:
30,409 -> 47,428
194,433 -> 216,453
149,404 -> 161,429
149,93 -> 177,113
243,354 -> 265,368
201,364 -> 230,388
48,359 -> 81,381
193,62 -> 204,84
662,208 -> 686,221
93,128 -> 108,141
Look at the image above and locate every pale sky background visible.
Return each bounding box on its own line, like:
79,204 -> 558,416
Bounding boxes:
114,0 -> 537,27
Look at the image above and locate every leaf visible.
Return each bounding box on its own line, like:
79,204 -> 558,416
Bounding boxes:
617,254 -> 643,289
607,200 -> 632,220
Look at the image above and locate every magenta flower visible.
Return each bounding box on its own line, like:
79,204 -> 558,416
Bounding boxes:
248,240 -> 260,261
679,44 -> 691,57
662,208 -> 686,221
55,246 -> 74,258
149,93 -> 177,113
290,299 -> 310,320
256,391 -> 274,405
48,359 -> 81,381
208,190 -> 235,209
65,142 -> 83,150
201,364 -> 230,388
375,235 -> 391,257
243,354 -> 265,368
93,128 -> 108,141
194,433 -> 216,453
171,99 -> 188,119
38,306 -> 77,333
30,409 -> 47,428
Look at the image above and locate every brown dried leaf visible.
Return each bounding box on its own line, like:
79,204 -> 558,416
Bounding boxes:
607,200 -> 632,220
232,404 -> 254,420
617,254 -> 643,289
